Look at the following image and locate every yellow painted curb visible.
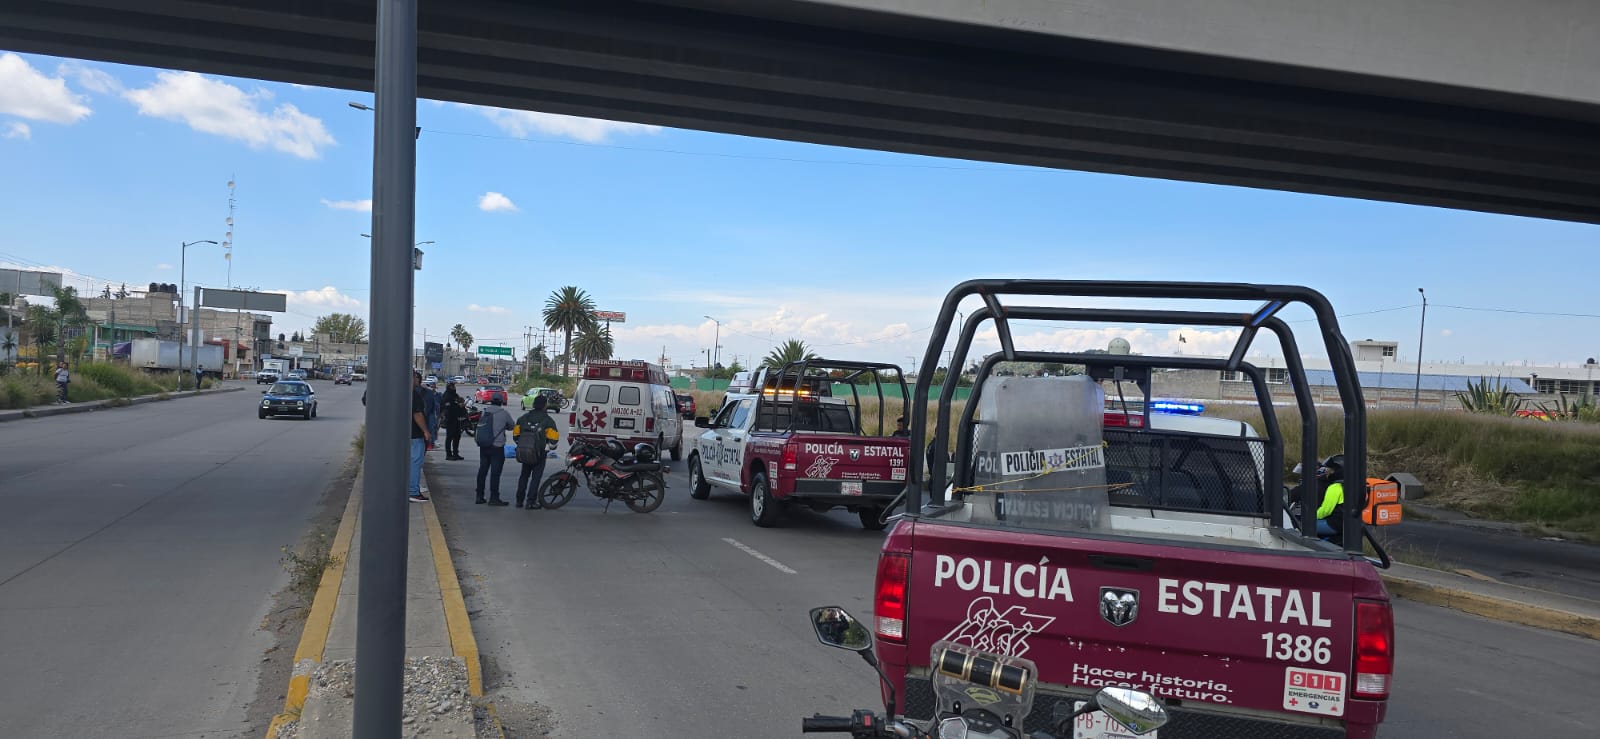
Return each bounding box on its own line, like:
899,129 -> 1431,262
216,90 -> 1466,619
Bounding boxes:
265,472 -> 363,738
1382,573 -> 1600,641
420,484 -> 506,738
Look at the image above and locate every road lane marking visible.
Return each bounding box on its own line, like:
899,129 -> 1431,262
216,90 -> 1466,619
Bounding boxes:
723,537 -> 798,574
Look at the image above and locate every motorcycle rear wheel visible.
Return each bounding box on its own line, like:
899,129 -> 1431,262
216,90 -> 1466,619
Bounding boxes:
623,473 -> 666,513
538,472 -> 579,510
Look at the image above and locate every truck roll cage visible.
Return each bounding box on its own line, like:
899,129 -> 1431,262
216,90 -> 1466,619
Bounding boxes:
908,280 -> 1369,554
755,359 -> 909,435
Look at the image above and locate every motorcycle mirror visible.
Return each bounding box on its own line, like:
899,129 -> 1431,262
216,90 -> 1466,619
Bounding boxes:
1094,687 -> 1168,736
809,606 -> 873,652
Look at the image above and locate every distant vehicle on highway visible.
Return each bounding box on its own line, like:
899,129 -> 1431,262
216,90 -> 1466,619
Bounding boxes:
351,371 -> 366,382
287,368 -> 308,381
334,372 -> 353,385
260,381 -> 318,420
450,375 -> 466,384
674,393 -> 696,420
256,370 -> 280,385
521,387 -> 564,411
424,374 -> 439,386
474,384 -> 508,405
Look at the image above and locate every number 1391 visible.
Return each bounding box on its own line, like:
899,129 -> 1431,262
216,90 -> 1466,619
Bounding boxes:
1262,632 -> 1331,665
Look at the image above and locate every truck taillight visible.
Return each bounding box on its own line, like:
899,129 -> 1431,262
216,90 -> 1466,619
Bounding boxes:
568,411 -> 576,426
1103,412 -> 1144,428
1353,599 -> 1394,699
874,552 -> 910,642
781,443 -> 798,471
645,416 -> 654,432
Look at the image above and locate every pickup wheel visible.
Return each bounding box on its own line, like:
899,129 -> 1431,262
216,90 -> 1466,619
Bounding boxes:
688,455 -> 713,500
258,410 -> 267,419
749,472 -> 781,527
670,439 -> 682,461
858,507 -> 889,531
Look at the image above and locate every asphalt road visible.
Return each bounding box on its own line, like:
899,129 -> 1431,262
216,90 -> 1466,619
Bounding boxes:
0,381 -> 363,738
1376,517 -> 1600,601
433,419 -> 1600,739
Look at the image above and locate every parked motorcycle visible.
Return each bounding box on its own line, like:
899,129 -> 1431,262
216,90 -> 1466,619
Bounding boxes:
462,404 -> 483,437
802,606 -> 1168,739
537,440 -> 667,513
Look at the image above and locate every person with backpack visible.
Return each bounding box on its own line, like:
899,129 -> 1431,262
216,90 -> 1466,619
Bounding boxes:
511,394 -> 559,509
473,395 -> 515,506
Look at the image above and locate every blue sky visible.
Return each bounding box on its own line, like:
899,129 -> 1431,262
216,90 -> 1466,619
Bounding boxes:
3,50 -> 1597,370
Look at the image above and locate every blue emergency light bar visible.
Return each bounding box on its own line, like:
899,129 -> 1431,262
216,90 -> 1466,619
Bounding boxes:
1150,401 -> 1205,415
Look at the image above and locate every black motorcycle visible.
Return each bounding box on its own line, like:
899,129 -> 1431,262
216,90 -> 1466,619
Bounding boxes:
537,440 -> 667,513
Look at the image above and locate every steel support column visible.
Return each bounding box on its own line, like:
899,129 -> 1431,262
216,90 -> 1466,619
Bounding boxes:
353,0 -> 417,736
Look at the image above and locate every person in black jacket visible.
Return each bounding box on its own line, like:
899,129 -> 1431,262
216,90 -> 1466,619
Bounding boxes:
442,382 -> 467,460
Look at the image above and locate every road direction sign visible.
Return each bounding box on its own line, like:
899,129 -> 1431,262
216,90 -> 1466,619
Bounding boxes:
480,345 -> 512,356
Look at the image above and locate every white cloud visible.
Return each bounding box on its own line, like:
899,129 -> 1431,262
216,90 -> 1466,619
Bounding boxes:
56,61 -> 121,94
0,53 -> 91,124
321,198 -> 373,212
1440,328 -> 1453,337
3,121 -> 29,140
276,286 -> 362,313
469,105 -> 661,143
123,71 -> 335,159
467,304 -> 510,314
477,192 -> 519,213
154,263 -> 174,271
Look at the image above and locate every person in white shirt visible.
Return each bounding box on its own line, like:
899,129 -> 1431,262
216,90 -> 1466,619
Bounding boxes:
54,362 -> 70,404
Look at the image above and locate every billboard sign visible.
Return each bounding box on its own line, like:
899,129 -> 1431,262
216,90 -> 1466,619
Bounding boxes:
424,341 -> 445,364
0,269 -> 64,297
198,288 -> 288,312
594,310 -> 626,323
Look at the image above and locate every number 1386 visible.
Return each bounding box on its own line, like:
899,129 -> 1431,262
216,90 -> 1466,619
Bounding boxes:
1262,632 -> 1331,665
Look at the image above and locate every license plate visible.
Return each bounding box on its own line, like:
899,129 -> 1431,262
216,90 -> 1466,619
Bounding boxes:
842,481 -> 863,496
1072,703 -> 1151,739
614,418 -> 635,429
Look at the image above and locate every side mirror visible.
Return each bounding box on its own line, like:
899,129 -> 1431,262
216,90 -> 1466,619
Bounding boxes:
261,390 -> 267,394
694,416 -> 711,428
1093,687 -> 1169,736
809,606 -> 872,652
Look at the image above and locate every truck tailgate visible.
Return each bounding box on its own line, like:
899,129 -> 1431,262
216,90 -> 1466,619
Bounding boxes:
902,521 -> 1381,722
785,434 -> 911,495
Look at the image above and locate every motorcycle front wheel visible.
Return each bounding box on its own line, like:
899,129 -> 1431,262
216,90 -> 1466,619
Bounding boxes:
623,472 -> 666,513
538,472 -> 579,510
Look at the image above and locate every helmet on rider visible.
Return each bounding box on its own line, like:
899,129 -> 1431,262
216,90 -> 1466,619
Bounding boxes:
1317,454 -> 1345,481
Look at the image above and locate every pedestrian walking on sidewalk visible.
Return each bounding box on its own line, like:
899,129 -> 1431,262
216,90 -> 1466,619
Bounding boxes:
474,395 -> 515,506
54,361 -> 70,404
512,394 -> 559,509
442,382 -> 466,460
422,378 -> 441,451
409,371 -> 432,503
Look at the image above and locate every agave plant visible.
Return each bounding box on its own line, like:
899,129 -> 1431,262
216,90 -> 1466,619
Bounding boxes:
1537,393 -> 1600,423
1456,375 -> 1524,415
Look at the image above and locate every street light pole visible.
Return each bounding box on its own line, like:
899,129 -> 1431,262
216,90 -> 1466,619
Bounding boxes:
1413,287 -> 1427,408
704,315 -> 721,374
179,239 -> 219,389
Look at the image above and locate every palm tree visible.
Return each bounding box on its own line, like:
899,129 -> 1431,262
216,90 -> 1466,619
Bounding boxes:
572,324 -> 613,363
50,286 -> 87,363
763,338 -> 818,369
25,304 -> 56,374
450,323 -> 473,352
543,286 -> 596,376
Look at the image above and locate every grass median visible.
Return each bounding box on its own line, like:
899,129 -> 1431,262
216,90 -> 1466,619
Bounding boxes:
0,362 -> 219,409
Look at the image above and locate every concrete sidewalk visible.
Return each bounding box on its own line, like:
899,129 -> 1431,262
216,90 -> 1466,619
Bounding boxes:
1381,561 -> 1600,640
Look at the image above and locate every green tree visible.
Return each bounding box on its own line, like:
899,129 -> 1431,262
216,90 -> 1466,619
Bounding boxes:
450,323 -> 473,352
762,339 -> 818,369
1,330 -> 17,370
26,304 -> 56,373
50,286 -> 87,363
312,313 -> 368,344
572,324 -> 614,363
543,286 -> 597,377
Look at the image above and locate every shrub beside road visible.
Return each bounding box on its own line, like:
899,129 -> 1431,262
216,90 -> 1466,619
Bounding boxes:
0,362 -> 218,409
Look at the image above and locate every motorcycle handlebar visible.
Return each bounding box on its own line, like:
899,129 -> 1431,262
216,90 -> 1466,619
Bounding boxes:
803,715 -> 854,732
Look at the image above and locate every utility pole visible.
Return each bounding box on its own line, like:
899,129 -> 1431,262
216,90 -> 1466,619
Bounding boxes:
1413,287 -> 1427,408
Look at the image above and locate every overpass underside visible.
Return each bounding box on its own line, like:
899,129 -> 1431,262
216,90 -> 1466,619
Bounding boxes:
3,0 -> 1597,222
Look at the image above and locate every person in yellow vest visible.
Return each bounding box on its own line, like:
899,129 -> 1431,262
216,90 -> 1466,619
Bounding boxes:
1315,454 -> 1347,539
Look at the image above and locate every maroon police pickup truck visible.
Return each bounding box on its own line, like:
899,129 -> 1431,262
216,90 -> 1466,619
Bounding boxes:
858,280 -> 1395,739
688,360 -> 913,529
